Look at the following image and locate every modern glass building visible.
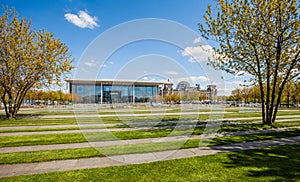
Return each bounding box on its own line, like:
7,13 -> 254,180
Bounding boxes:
66,79 -> 171,104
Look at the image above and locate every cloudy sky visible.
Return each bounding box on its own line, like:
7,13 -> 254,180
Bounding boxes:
1,0 -> 248,95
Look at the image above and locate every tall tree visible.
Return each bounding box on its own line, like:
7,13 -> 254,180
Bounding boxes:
199,0 -> 299,124
0,8 -> 74,119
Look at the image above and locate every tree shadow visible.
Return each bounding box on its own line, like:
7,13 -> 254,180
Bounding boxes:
223,144 -> 300,181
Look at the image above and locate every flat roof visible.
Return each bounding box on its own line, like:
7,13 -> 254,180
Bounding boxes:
65,79 -> 173,86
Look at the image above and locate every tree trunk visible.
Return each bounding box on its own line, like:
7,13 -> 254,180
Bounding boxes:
7,103 -> 17,119
287,91 -> 290,108
2,93 -> 18,119
259,83 -> 266,125
266,106 -> 274,125
3,102 -> 13,119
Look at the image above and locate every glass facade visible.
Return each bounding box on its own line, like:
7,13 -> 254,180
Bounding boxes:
71,83 -> 159,104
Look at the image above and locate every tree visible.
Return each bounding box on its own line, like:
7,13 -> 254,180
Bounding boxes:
199,93 -> 207,102
240,87 -> 251,103
190,92 -> 200,101
163,94 -> 172,104
250,85 -> 261,103
57,90 -> 67,104
171,93 -> 181,103
181,93 -> 191,102
231,88 -> 242,102
0,8 -> 74,119
282,80 -> 300,106
199,0 -> 299,124
65,92 -> 73,103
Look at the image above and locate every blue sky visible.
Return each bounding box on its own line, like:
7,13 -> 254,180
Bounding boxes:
1,0 -> 247,95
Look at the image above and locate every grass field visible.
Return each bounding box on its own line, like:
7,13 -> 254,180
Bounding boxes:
0,106 -> 299,181
1,121 -> 299,147
1,144 -> 299,181
0,108 -> 299,127
0,130 -> 298,165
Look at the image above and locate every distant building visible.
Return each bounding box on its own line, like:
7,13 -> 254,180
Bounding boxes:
173,81 -> 217,103
66,79 -> 168,104
66,79 -> 217,104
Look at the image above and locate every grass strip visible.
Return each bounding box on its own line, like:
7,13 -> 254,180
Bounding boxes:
1,109 -> 299,126
1,118 -> 300,133
1,120 -> 300,147
0,124 -> 130,133
0,118 -> 77,127
0,127 -> 195,147
0,130 -> 298,164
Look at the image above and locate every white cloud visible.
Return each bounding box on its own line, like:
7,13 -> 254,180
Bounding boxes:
84,60 -> 96,67
172,76 -> 211,86
235,70 -> 252,77
142,77 -> 148,80
84,60 -> 108,69
166,71 -> 178,75
182,45 -> 214,63
190,76 -> 210,83
64,10 -> 99,29
100,64 -> 107,68
109,61 -> 114,65
224,80 -> 243,86
193,37 -> 201,44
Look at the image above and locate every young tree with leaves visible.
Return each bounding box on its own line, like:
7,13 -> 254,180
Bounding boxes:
199,0 -> 299,124
0,8 -> 74,119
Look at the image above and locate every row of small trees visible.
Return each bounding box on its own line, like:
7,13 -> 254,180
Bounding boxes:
161,93 -> 209,104
229,80 -> 300,105
22,90 -> 82,105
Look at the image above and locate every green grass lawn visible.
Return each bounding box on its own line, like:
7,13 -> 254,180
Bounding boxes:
1,120 -> 299,147
0,124 -> 130,133
0,108 -> 299,127
0,108 -> 299,181
0,114 -> 298,127
0,118 -> 78,127
1,144 -> 299,181
0,130 -> 298,165
0,128 -> 192,147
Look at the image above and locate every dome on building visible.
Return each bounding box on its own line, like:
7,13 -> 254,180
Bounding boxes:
176,81 -> 191,90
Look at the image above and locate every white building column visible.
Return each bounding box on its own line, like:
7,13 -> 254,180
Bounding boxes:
100,82 -> 103,104
133,84 -> 135,104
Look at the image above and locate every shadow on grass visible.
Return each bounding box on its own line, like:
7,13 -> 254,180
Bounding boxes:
223,144 -> 300,180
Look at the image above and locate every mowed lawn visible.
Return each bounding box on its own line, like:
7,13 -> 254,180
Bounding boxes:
1,144 -> 299,181
0,107 -> 299,181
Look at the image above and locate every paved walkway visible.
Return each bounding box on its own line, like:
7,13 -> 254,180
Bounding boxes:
1,127 -> 299,154
0,136 -> 299,178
